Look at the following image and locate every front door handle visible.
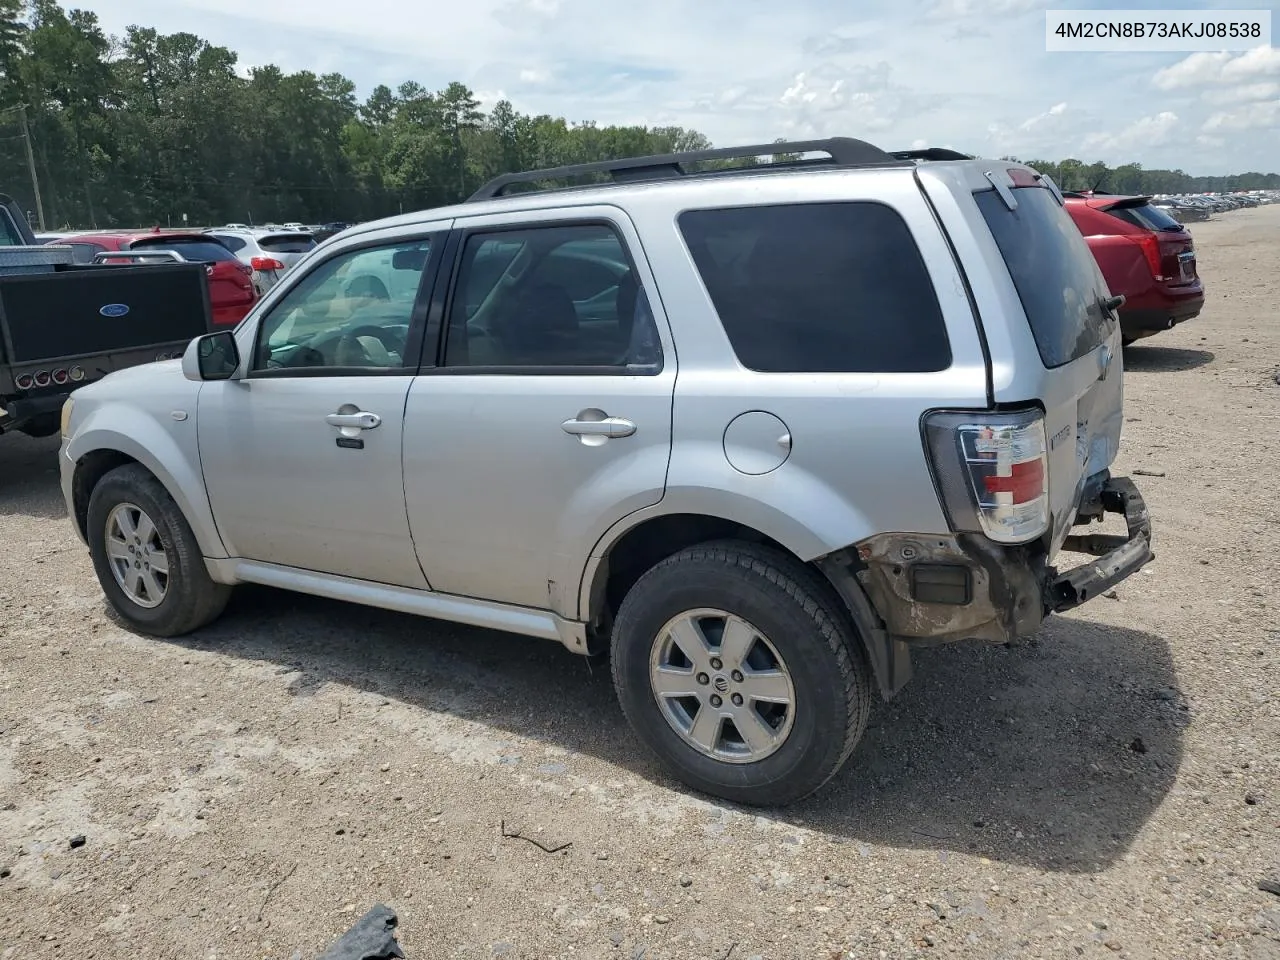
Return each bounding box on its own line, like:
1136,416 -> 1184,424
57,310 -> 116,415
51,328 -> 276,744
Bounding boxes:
561,416 -> 636,439
326,411 -> 382,430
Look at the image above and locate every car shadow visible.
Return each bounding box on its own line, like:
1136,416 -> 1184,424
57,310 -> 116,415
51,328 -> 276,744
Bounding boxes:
0,432 -> 66,520
1122,344 -> 1214,372
168,584 -> 1185,874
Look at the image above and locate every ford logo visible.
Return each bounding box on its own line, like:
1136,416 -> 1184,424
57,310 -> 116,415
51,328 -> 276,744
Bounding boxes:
99,303 -> 130,318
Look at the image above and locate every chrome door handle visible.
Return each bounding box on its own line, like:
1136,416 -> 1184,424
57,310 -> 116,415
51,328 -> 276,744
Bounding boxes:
326,411 -> 381,430
561,416 -> 636,438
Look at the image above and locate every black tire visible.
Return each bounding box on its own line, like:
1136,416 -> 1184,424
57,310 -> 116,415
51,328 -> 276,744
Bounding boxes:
610,540 -> 871,806
86,463 -> 231,637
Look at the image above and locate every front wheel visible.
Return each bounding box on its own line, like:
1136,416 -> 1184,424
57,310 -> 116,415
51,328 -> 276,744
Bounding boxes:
86,464 -> 231,637
610,540 -> 871,806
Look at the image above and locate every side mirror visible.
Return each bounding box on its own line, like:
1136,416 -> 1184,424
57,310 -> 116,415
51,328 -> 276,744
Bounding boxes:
182,331 -> 241,382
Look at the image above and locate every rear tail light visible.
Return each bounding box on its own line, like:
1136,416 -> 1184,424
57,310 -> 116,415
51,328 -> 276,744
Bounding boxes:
250,256 -> 285,272
923,408 -> 1050,544
33,370 -> 51,387
69,366 -> 85,382
51,368 -> 68,385
1132,234 -> 1168,281
15,374 -> 34,389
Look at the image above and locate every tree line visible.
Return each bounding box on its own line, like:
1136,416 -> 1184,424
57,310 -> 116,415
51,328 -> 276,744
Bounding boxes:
2,0 -> 1276,232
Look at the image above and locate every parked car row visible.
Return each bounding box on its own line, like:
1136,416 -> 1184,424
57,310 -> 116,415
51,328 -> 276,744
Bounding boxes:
1151,190 -> 1278,223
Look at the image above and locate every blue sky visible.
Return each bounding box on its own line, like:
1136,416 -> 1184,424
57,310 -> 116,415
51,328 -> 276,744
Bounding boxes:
71,0 -> 1280,174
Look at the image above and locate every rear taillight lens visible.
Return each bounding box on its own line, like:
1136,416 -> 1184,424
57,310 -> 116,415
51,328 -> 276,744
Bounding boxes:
250,256 -> 285,272
69,366 -> 85,382
15,374 -> 34,389
51,368 -> 68,385
924,408 -> 1051,544
1132,234 -> 1168,281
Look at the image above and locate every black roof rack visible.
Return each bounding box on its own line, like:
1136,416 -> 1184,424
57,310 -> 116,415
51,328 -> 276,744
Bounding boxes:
889,148 -> 975,162
466,136 -> 903,202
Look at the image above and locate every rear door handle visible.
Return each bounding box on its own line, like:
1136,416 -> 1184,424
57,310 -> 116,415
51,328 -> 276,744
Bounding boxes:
561,416 -> 636,438
326,411 -> 382,430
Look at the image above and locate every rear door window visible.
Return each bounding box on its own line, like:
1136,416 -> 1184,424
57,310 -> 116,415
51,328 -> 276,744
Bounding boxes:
677,202 -> 951,373
975,187 -> 1112,369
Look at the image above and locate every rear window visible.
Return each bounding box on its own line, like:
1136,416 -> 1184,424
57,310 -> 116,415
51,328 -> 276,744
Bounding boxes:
259,234 -> 316,254
130,237 -> 238,262
975,187 -> 1111,369
678,202 -> 951,373
1105,202 -> 1185,233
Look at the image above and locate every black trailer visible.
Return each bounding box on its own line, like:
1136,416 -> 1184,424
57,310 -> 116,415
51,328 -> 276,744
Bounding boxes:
1,193 -> 214,438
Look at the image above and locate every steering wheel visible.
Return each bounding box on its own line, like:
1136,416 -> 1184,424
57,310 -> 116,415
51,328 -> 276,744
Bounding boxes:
346,324 -> 405,354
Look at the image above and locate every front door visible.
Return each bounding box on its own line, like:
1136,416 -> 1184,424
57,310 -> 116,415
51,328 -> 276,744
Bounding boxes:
403,211 -> 676,613
197,231 -> 444,588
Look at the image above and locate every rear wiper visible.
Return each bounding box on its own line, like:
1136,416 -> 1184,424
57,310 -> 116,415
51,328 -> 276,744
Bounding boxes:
1101,294 -> 1125,315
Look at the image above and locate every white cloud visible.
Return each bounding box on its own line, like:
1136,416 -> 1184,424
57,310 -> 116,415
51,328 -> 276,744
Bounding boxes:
1020,101 -> 1067,130
1153,45 -> 1280,91
1203,99 -> 1280,132
518,68 -> 550,84
1081,112 -> 1180,156
1201,82 -> 1280,105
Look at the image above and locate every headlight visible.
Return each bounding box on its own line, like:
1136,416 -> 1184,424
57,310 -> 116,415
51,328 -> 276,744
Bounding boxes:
60,397 -> 74,439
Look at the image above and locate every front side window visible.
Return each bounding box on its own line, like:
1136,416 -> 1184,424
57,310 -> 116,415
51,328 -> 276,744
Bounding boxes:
678,202 -> 952,373
443,223 -> 661,371
252,238 -> 433,373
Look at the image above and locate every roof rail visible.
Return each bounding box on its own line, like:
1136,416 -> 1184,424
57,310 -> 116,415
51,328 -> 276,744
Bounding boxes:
889,148 -> 975,162
466,136 -> 902,202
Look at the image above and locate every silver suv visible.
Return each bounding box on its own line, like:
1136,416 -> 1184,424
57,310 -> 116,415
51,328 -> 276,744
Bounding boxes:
58,139 -> 1152,806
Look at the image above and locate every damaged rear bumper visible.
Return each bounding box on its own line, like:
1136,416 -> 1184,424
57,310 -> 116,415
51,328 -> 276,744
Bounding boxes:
817,475 -> 1152,699
1047,476 -> 1152,611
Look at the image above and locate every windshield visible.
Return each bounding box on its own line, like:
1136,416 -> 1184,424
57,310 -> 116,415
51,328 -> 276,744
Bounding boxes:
976,186 -> 1113,369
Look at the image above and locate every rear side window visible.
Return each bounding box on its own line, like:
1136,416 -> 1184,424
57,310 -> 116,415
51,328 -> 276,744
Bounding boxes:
131,238 -> 238,262
976,187 -> 1111,369
210,234 -> 247,253
1106,202 -> 1184,233
259,234 -> 317,253
678,202 -> 951,373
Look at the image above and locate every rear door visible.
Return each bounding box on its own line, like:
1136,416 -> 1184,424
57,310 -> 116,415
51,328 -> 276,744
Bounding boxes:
401,207 -> 675,615
919,165 -> 1123,555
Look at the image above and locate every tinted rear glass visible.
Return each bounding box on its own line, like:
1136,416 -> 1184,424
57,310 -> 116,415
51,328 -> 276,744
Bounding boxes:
130,238 -> 237,262
259,234 -> 316,253
1106,202 -> 1185,233
678,202 -> 951,373
976,187 -> 1111,369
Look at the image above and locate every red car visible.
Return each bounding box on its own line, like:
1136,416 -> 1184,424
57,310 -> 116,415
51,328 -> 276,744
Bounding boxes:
1063,193 -> 1204,344
59,231 -> 257,327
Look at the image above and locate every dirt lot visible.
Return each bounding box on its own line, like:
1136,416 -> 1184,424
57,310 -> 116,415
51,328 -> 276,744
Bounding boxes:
2,207 -> 1279,960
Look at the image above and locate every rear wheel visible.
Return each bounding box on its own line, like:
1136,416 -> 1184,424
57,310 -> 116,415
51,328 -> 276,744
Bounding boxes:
87,464 -> 231,636
610,540 -> 871,806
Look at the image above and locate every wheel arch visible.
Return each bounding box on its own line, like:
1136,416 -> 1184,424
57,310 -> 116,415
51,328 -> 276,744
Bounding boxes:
67,424 -> 227,559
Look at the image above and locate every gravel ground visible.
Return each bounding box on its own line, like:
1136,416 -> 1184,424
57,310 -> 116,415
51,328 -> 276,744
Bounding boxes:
2,206 -> 1278,960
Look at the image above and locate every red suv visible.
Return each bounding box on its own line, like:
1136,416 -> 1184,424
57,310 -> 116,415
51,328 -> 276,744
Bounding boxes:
1063,193 -> 1204,344
57,231 -> 258,327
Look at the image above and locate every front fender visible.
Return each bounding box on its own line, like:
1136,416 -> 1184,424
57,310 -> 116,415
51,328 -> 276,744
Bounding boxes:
65,407 -> 227,559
